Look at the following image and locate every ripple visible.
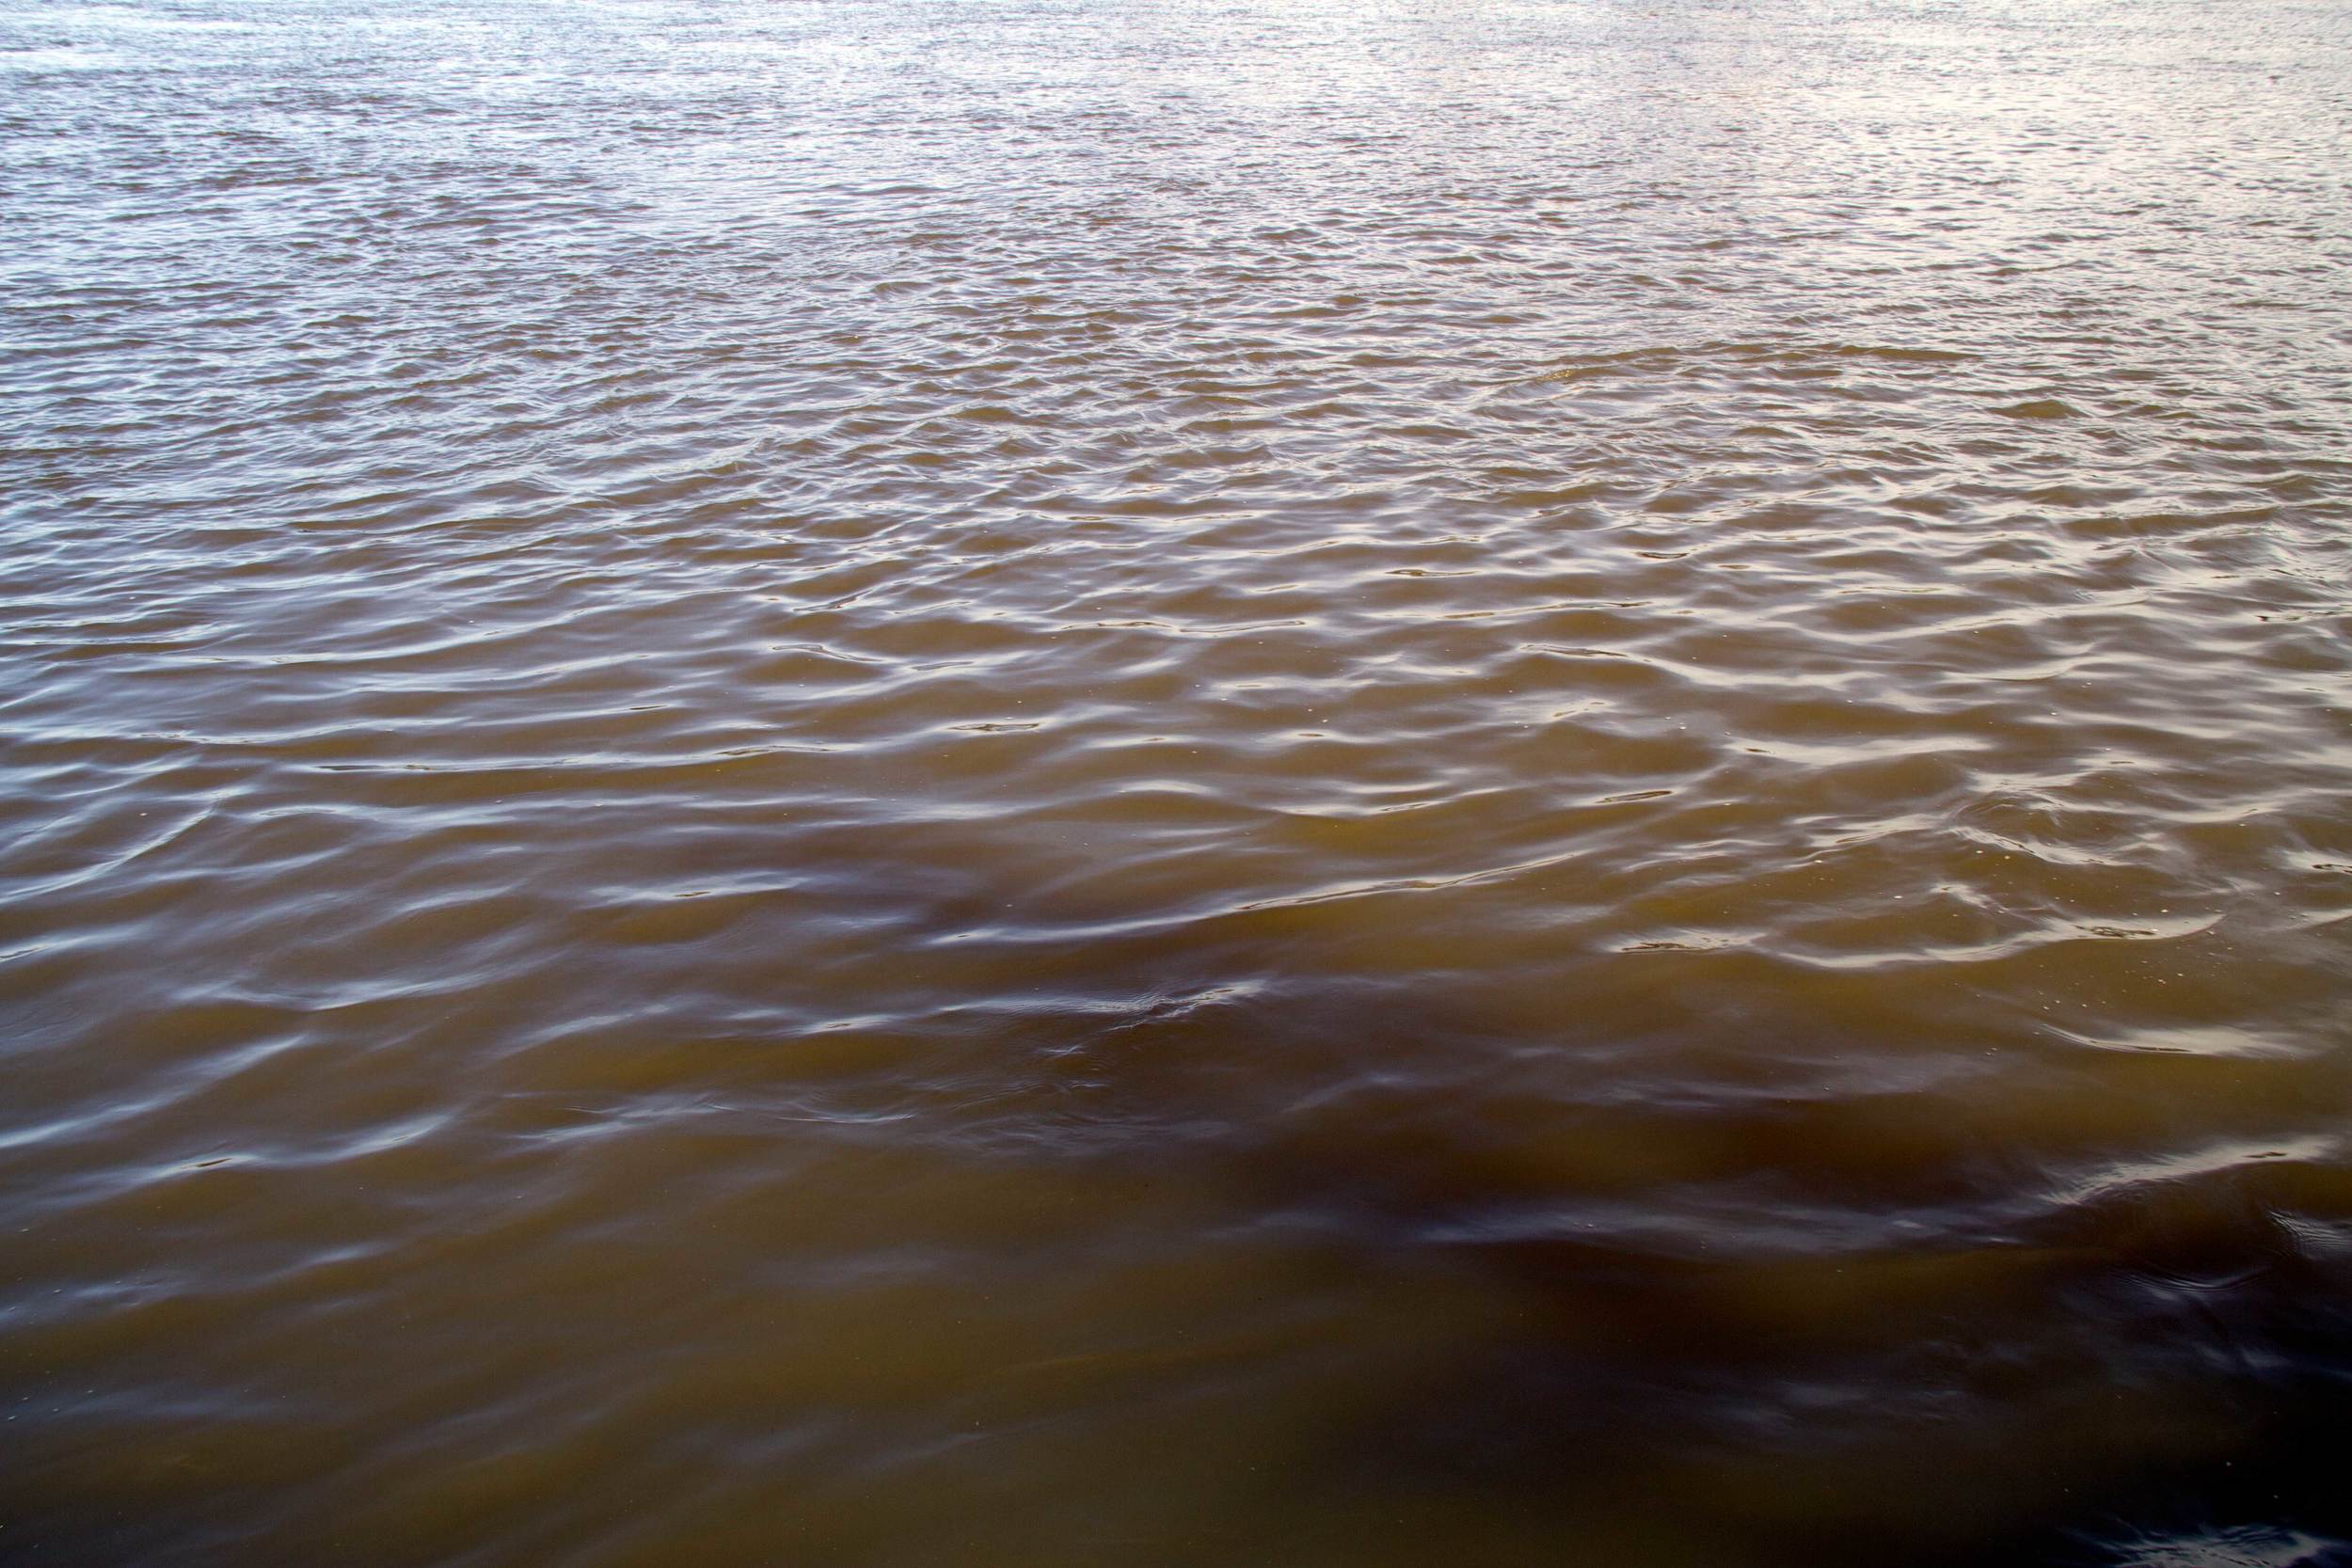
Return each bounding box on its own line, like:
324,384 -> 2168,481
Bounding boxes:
4,0 -> 2352,1562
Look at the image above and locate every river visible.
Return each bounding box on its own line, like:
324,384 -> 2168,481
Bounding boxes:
5,0 -> 2352,1563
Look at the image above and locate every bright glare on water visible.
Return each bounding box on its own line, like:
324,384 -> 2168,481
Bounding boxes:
4,0 -> 2352,1563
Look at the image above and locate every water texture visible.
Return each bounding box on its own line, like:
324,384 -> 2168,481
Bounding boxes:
4,0 -> 2352,1562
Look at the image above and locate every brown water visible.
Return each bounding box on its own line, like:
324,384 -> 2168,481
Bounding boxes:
6,0 -> 2352,1563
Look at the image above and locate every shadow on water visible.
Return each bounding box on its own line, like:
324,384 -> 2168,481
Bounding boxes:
1022,973 -> 2352,1568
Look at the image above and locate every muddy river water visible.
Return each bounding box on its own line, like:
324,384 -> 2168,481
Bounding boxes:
5,0 -> 2352,1563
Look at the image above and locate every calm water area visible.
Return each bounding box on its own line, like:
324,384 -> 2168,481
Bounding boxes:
5,0 -> 2352,1562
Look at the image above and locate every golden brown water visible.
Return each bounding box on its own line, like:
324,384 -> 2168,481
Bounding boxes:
6,1 -> 2352,1563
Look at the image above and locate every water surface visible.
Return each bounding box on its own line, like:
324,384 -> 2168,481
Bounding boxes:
5,0 -> 2352,1563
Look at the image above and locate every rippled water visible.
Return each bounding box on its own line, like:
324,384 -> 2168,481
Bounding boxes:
6,0 -> 2352,1562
